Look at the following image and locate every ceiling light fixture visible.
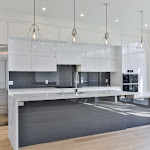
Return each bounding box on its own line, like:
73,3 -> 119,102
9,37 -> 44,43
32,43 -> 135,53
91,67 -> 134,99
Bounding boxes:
145,24 -> 148,27
28,0 -> 40,41
137,11 -> 148,49
115,19 -> 119,22
102,3 -> 111,46
42,7 -> 46,11
80,14 -> 84,17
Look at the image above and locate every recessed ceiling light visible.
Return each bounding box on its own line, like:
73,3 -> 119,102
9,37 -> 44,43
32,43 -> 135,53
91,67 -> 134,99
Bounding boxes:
80,14 -> 84,17
145,24 -> 148,27
54,47 -> 56,50
42,8 -> 46,11
115,19 -> 119,22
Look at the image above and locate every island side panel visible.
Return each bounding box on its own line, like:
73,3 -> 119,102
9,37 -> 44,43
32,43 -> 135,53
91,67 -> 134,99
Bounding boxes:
8,95 -> 19,150
19,99 -> 127,147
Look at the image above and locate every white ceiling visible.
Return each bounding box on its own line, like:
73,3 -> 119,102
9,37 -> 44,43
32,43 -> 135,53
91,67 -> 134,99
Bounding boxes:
0,0 -> 150,33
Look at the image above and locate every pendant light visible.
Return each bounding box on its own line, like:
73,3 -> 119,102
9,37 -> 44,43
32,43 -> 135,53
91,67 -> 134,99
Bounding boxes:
102,3 -> 111,46
72,0 -> 77,43
28,0 -> 40,41
137,11 -> 148,49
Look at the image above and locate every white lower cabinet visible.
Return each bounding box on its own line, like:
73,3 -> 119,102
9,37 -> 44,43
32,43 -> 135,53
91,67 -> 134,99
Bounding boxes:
81,58 -> 101,72
32,56 -> 57,72
9,55 -> 31,71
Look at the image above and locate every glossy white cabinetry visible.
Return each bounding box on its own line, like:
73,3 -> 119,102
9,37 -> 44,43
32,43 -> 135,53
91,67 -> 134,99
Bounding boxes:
32,56 -> 56,72
8,38 -> 31,55
81,58 -> 101,72
9,55 -> 31,71
8,39 -> 57,72
81,45 -> 101,58
81,45 -> 117,72
0,21 -> 8,44
32,41 -> 56,56
57,43 -> 81,65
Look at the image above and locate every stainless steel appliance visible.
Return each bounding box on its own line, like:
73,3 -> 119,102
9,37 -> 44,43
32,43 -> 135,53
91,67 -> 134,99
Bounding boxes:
123,69 -> 138,92
0,45 -> 8,125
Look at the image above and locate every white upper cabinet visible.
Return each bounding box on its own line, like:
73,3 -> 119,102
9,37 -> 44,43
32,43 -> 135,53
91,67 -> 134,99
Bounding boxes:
81,45 -> 101,58
39,26 -> 59,41
122,36 -> 139,47
0,21 -> 8,44
60,28 -> 86,43
9,55 -> 31,71
8,38 -> 31,55
32,56 -> 57,72
81,58 -> 101,72
57,43 -> 81,65
32,41 -> 56,57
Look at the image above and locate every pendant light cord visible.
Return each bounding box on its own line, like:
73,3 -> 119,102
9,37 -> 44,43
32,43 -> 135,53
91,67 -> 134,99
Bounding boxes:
34,0 -> 35,26
106,3 -> 108,33
140,10 -> 143,41
74,0 -> 76,29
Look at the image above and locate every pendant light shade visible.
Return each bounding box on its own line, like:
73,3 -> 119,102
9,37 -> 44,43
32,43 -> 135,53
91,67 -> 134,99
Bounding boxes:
28,0 -> 41,41
101,3 -> 111,46
137,11 -> 148,49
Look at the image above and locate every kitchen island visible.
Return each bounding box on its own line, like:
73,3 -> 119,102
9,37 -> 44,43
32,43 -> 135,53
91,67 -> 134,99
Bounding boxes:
8,90 -> 135,150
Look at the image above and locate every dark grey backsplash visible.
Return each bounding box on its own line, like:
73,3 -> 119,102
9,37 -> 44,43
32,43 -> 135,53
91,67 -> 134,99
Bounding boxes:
78,72 -> 110,87
9,67 -> 110,89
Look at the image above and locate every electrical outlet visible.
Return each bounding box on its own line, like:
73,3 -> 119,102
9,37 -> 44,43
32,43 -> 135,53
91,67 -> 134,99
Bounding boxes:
45,80 -> 49,85
9,81 -> 14,86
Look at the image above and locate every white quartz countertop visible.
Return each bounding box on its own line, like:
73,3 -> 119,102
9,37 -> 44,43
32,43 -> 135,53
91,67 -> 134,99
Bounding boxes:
10,90 -> 134,102
9,86 -> 121,94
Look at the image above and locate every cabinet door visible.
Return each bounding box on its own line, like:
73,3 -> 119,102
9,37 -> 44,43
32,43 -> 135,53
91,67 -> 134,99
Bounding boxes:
81,58 -> 100,72
101,59 -> 117,72
57,43 -> 81,65
32,41 -> 56,56
32,56 -> 56,72
81,45 -> 101,58
0,21 -> 7,44
8,39 -> 31,55
9,55 -> 31,71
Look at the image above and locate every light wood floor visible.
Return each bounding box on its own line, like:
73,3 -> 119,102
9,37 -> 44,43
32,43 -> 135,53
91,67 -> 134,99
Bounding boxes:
0,115 -> 8,125
1,125 -> 150,150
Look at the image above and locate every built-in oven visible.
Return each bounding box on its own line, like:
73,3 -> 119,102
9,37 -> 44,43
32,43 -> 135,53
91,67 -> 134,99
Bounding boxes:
123,69 -> 138,92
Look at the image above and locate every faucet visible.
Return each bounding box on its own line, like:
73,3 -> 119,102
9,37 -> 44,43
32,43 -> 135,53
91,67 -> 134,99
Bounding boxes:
74,72 -> 79,95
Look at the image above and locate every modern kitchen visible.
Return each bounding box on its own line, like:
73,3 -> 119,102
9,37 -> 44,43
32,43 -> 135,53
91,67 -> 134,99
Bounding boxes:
0,0 -> 150,150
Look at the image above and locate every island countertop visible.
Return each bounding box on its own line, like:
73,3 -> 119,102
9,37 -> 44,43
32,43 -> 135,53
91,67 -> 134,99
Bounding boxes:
9,90 -> 134,102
